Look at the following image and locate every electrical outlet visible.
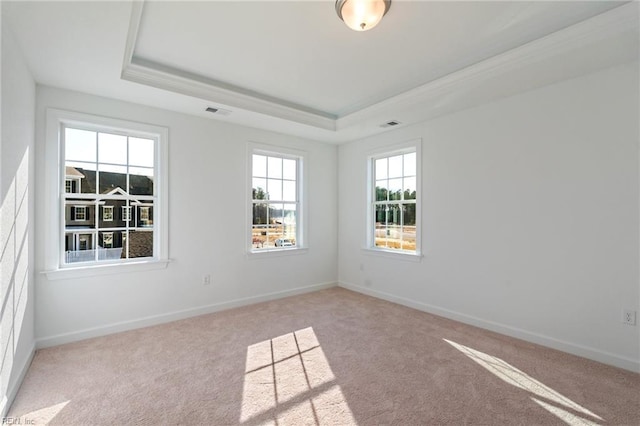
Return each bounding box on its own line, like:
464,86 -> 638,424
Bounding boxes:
623,309 -> 636,326
203,274 -> 211,285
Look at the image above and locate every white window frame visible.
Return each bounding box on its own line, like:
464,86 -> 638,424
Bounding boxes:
365,139 -> 422,261
247,142 -> 307,256
102,232 -> 114,248
65,179 -> 72,193
140,206 -> 150,221
43,109 -> 169,279
102,205 -> 114,221
122,206 -> 131,222
73,205 -> 87,221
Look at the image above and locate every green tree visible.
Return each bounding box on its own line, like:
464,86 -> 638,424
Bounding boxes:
375,186 -> 388,201
252,187 -> 267,225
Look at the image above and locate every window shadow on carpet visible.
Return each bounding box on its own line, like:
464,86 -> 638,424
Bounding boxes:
240,327 -> 356,425
444,338 -> 604,426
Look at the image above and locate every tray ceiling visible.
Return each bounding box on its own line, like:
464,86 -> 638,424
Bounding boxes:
4,1 -> 638,143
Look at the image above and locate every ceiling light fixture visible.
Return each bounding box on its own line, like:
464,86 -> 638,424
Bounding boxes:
335,0 -> 391,32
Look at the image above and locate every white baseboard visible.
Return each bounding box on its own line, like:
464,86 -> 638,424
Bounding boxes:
36,281 -> 337,349
33,280 -> 640,372
1,343 -> 36,418
339,281 -> 640,373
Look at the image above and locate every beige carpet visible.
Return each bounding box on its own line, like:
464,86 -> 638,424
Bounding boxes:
7,287 -> 640,425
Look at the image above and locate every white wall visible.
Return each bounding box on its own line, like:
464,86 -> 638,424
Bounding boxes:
338,61 -> 640,372
34,87 -> 337,345
33,63 -> 640,372
0,16 -> 36,415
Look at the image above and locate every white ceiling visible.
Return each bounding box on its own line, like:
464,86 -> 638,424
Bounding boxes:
4,1 -> 638,144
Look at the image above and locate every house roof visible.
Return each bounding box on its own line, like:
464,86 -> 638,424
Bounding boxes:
65,167 -> 85,178
102,187 -> 128,196
68,167 -> 154,196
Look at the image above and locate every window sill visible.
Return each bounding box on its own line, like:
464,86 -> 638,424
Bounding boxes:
43,259 -> 171,281
246,247 -> 308,259
361,248 -> 423,262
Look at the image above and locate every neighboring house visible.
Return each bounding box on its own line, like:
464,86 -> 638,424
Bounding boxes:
64,166 -> 154,263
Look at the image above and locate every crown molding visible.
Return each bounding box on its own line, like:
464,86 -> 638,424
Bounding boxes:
121,2 -> 638,135
121,60 -> 337,131
121,1 -> 336,131
337,1 -> 638,130
122,0 -> 144,68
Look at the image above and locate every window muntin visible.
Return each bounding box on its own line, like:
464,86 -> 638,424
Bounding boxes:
250,151 -> 301,252
371,150 -> 418,253
62,124 -> 157,264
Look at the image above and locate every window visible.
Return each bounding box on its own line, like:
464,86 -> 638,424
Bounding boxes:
368,142 -> 421,256
122,206 -> 131,222
102,232 -> 113,248
45,109 -> 169,276
102,205 -> 114,221
63,126 -> 152,263
73,206 -> 87,221
78,234 -> 90,250
249,146 -> 305,253
140,206 -> 150,221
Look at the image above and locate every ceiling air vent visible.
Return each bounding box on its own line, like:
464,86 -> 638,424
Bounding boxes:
380,120 -> 401,128
205,106 -> 232,116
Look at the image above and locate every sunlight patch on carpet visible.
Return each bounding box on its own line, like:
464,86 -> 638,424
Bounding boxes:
18,400 -> 70,425
444,339 -> 603,425
532,397 -> 602,426
240,327 -> 356,425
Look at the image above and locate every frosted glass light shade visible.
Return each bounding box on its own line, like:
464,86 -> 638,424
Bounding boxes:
336,0 -> 391,32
